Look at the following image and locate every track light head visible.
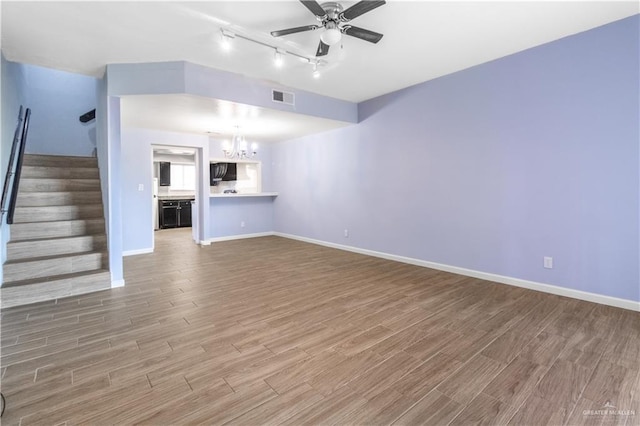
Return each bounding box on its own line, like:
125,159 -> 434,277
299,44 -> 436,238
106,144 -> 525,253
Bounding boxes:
274,49 -> 284,68
220,29 -> 235,51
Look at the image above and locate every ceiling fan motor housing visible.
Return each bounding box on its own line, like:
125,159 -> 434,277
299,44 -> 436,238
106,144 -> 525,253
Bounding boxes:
319,2 -> 344,21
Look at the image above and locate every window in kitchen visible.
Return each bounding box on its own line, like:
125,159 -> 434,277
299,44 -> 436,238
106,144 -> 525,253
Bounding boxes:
170,163 -> 196,190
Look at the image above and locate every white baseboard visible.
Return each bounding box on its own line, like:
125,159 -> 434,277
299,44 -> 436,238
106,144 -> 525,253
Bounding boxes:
274,232 -> 640,312
204,232 -> 275,244
122,248 -> 154,257
111,279 -> 125,288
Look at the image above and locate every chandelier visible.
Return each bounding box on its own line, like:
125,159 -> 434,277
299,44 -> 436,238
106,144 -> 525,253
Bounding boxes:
223,126 -> 257,159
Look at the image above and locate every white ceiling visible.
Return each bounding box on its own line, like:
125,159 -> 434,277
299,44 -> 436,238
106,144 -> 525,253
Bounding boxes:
121,94 -> 351,142
2,1 -> 637,103
2,1 -> 637,140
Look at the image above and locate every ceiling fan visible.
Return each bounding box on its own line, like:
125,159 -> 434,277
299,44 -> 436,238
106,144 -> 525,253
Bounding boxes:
270,0 -> 386,57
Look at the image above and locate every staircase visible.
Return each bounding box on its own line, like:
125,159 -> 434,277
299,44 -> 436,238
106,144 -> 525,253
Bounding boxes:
1,154 -> 111,308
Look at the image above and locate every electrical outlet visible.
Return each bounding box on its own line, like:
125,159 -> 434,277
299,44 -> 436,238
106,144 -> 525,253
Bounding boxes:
240,221 -> 245,228
543,256 -> 553,269
138,184 -> 144,191
344,229 -> 349,238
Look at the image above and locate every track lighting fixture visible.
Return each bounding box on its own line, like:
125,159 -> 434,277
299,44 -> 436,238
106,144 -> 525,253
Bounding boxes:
274,49 -> 284,68
217,27 -> 327,76
220,29 -> 235,51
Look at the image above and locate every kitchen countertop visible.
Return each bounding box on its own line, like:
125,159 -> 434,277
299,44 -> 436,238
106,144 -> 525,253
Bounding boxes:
209,192 -> 278,198
158,196 -> 195,200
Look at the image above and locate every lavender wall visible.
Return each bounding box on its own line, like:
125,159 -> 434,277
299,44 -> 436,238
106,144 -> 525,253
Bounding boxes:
107,61 -> 357,123
22,64 -> 98,156
208,137 -> 275,193
120,128 -> 212,253
209,197 -> 274,239
207,137 -> 275,240
272,16 -> 640,302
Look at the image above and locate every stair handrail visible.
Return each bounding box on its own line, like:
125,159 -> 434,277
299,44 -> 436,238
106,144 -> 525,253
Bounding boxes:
1,106 -> 31,225
1,106 -> 24,220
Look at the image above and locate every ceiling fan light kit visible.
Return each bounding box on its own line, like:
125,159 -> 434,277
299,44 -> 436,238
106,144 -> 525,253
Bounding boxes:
320,27 -> 342,46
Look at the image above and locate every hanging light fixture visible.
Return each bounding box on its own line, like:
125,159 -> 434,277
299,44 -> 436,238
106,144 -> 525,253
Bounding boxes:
223,126 -> 258,159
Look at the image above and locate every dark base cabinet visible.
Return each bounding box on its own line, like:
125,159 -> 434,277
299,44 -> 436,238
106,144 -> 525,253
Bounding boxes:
159,199 -> 193,229
178,201 -> 192,227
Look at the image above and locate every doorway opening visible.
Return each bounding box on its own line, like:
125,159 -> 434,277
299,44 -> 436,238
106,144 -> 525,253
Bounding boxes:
151,145 -> 199,247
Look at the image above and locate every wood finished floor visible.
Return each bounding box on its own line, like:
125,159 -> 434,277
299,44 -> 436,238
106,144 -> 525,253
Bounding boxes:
1,228 -> 639,425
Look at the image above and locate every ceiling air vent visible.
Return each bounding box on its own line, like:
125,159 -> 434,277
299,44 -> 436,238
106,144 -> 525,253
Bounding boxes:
272,89 -> 295,106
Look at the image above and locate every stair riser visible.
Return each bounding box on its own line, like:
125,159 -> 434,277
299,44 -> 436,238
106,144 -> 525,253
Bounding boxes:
13,205 -> 103,223
7,235 -> 107,261
22,155 -> 97,168
19,179 -> 100,192
10,219 -> 105,241
21,166 -> 99,179
16,192 -> 103,207
3,253 -> 108,282
0,271 -> 111,309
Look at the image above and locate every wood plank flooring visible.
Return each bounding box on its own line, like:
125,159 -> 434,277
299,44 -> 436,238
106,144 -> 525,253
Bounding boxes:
1,228 -> 639,425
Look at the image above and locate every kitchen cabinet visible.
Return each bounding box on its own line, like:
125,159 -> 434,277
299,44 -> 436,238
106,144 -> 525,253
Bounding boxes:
159,162 -> 171,186
178,200 -> 192,227
159,199 -> 193,228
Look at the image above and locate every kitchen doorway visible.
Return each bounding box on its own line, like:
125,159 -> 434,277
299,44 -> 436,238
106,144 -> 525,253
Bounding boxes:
151,145 -> 199,245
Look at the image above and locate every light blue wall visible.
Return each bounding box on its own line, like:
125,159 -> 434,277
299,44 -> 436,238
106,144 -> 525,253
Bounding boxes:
1,56 -> 27,283
21,64 -> 98,156
272,16 -> 640,303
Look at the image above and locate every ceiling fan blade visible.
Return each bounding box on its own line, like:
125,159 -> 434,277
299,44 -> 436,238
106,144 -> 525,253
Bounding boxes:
341,0 -> 386,21
300,0 -> 327,18
343,25 -> 383,43
316,40 -> 330,56
271,25 -> 319,37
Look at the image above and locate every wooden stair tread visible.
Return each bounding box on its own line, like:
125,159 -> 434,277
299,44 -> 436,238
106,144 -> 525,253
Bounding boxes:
4,250 -> 106,265
22,154 -> 98,165
24,154 -> 97,160
14,204 -> 103,210
20,178 -> 100,182
2,269 -> 110,289
8,217 -> 104,225
7,233 -> 106,245
15,204 -> 103,209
